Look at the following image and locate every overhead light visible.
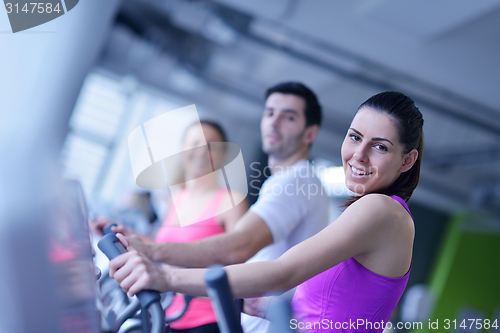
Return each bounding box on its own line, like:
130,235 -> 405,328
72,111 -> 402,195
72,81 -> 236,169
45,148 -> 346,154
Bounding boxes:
318,166 -> 352,198
319,166 -> 344,184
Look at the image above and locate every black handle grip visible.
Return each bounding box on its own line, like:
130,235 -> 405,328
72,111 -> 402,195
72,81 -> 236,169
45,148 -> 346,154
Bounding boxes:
97,233 -> 161,309
204,266 -> 243,333
103,223 -> 118,235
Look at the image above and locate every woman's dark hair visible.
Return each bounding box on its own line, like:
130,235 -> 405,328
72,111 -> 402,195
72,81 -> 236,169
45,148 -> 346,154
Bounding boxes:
265,82 -> 322,128
346,91 -> 424,205
175,120 -> 228,187
199,119 -> 227,143
182,119 -> 227,145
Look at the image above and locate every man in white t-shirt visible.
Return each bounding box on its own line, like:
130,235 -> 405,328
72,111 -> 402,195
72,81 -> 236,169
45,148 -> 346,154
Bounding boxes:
114,82 -> 329,332
242,157 -> 329,332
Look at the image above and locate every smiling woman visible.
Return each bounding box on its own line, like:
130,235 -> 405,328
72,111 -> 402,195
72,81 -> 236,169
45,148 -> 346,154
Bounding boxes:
343,92 -> 424,204
108,91 -> 425,333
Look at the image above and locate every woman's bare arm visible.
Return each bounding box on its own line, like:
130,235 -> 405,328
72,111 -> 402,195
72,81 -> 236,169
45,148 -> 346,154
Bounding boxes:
110,194 -> 411,298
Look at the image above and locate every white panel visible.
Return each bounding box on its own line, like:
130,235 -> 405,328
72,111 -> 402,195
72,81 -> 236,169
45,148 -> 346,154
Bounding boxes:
136,157 -> 166,190
220,144 -> 249,204
143,104 -> 204,162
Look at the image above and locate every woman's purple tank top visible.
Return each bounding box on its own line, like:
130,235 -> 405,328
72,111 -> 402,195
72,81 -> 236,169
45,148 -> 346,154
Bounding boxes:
291,196 -> 413,332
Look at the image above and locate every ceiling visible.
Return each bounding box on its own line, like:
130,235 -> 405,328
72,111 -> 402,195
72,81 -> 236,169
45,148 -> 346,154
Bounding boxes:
95,0 -> 500,216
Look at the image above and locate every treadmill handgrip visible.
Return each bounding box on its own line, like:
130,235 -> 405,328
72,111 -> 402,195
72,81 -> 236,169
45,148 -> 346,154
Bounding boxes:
204,266 -> 243,333
98,233 -> 161,309
103,223 -> 118,235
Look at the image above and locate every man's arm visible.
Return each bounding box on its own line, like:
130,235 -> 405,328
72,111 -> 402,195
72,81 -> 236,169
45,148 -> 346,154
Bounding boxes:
110,194 -> 412,299
136,211 -> 273,268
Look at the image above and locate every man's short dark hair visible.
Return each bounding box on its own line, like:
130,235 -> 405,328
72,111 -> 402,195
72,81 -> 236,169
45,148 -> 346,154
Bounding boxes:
265,82 -> 322,128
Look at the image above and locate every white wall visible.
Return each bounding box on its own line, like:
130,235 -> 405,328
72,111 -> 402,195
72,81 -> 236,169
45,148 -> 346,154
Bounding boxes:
0,1 -> 121,332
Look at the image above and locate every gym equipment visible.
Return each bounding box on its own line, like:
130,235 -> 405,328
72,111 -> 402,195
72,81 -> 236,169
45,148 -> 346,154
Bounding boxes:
204,266 -> 298,333
98,233 -> 166,333
266,298 -> 296,333
103,223 -> 118,235
99,226 -> 296,333
100,223 -> 193,323
204,266 -> 243,333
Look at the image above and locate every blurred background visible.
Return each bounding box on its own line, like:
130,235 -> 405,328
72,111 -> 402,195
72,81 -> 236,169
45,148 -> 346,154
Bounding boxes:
1,0 -> 499,332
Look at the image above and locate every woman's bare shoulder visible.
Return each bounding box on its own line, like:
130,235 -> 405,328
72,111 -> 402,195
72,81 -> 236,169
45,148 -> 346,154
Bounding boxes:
348,193 -> 398,209
345,194 -> 409,228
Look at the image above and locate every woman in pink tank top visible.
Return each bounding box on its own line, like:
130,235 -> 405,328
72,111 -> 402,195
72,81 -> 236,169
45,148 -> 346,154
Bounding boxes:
104,120 -> 248,333
110,92 -> 424,333
156,120 -> 248,333
155,188 -> 229,333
